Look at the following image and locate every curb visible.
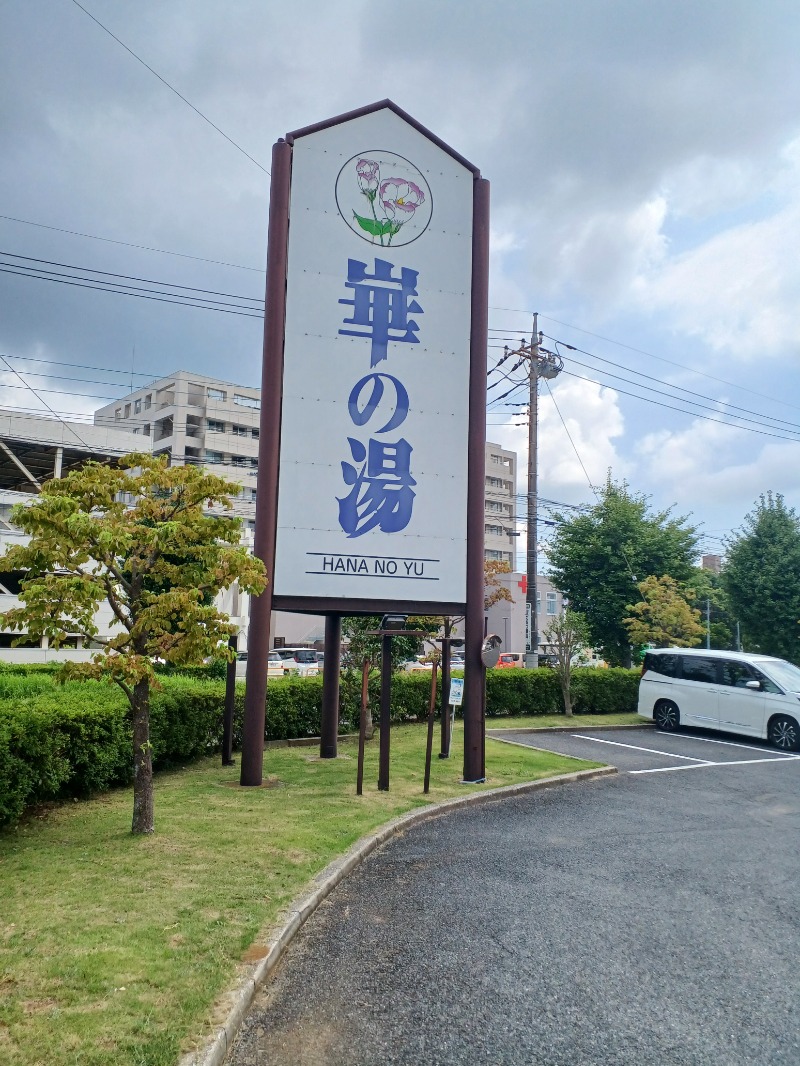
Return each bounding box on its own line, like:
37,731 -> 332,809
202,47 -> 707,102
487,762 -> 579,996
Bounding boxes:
177,764 -> 617,1066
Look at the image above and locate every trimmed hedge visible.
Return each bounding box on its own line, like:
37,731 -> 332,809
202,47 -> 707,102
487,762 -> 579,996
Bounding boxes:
0,665 -> 639,828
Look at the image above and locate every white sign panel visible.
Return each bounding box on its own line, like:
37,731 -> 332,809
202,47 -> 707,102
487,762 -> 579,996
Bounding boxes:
273,106 -> 474,604
448,677 -> 464,707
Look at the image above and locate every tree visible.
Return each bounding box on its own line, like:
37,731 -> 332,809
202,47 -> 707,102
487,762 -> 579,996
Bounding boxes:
484,559 -> 514,612
722,493 -> 800,663
685,567 -> 734,650
624,575 -> 704,649
0,454 -> 266,834
547,476 -> 699,667
543,610 -> 590,716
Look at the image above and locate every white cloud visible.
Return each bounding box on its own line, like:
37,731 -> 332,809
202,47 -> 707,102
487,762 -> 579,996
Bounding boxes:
490,376 -> 627,505
635,414 -> 800,531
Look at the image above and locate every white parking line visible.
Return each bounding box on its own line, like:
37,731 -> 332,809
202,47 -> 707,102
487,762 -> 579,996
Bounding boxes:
630,756 -> 800,775
569,734 -> 711,763
670,732 -> 800,756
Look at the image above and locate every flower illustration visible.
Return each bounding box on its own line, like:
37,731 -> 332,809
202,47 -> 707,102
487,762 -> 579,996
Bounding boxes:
356,158 -> 380,196
379,179 -> 425,222
344,154 -> 431,246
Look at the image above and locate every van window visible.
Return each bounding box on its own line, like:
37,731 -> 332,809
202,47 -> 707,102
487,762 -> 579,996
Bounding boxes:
720,660 -> 755,688
681,656 -> 718,684
751,667 -> 782,695
644,653 -> 680,678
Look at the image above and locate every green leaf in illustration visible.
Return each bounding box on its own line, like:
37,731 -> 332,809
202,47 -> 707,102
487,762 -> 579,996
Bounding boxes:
353,211 -> 392,237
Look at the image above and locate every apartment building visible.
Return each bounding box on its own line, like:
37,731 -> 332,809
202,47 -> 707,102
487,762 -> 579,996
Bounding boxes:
484,441 -> 517,568
94,371 -> 261,529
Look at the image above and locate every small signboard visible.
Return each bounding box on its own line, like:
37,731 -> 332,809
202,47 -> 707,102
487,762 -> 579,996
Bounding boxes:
448,677 -> 464,707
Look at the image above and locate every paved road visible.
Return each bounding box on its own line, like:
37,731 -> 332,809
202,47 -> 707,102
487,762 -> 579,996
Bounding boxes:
229,728 -> 800,1066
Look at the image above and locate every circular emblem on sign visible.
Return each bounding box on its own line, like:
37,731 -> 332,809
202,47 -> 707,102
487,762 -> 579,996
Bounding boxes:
335,150 -> 433,247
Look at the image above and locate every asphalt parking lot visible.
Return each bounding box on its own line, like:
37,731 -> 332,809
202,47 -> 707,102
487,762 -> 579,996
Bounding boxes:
492,723 -> 800,775
230,727 -> 800,1066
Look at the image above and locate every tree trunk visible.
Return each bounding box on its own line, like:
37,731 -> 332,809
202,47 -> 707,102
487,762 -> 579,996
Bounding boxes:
131,678 -> 154,834
561,674 -> 573,717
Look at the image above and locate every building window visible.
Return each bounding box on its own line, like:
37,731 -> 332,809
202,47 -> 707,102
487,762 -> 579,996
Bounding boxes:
114,408 -> 122,421
206,419 -> 225,433
204,450 -> 224,463
250,489 -> 257,502
143,423 -> 151,436
124,403 -> 131,418
536,592 -> 541,614
207,388 -> 226,401
485,524 -> 504,537
251,428 -> 259,439
231,456 -> 248,466
132,428 -> 140,435
144,394 -> 152,409
232,425 -> 248,436
486,501 -> 504,513
234,394 -> 260,409
485,476 -> 504,489
134,399 -> 141,414
485,549 -> 505,561
546,592 -> 557,615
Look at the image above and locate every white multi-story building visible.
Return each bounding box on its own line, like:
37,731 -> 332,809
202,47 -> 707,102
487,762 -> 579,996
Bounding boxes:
94,371 -> 261,531
484,441 -> 517,568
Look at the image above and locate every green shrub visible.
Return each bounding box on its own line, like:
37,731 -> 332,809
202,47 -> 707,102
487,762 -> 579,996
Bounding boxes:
0,664 -> 640,828
568,667 -> 639,714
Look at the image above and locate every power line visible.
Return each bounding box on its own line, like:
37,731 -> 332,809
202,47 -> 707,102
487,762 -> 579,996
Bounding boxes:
558,366 -> 800,444
0,357 -> 95,453
550,337 -> 800,435
0,214 -> 264,272
1,252 -> 264,304
68,0 -> 269,175
0,264 -> 264,319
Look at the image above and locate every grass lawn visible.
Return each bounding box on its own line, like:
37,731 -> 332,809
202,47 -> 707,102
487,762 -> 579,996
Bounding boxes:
0,721 -> 604,1066
487,712 -> 643,730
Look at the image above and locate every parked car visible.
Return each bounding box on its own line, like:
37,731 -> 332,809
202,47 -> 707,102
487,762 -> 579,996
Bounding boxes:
273,647 -> 320,676
638,647 -> 800,750
496,652 -> 524,669
402,658 -> 434,672
235,651 -> 287,678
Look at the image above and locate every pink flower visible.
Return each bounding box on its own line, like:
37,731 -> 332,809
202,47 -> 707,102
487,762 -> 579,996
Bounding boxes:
379,178 -> 425,222
356,158 -> 379,193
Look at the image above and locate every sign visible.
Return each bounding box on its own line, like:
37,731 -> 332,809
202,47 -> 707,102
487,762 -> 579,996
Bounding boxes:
448,677 -> 464,707
525,602 -> 532,652
272,103 -> 477,609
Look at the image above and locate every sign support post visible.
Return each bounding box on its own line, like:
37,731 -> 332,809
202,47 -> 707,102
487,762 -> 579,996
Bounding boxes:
240,139 -> 291,787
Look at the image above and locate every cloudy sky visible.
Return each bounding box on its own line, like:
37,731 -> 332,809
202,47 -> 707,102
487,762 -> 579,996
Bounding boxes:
3,0 -> 800,565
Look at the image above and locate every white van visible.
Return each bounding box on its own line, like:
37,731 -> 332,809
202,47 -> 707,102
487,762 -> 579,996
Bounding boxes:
272,647 -> 320,676
638,648 -> 800,751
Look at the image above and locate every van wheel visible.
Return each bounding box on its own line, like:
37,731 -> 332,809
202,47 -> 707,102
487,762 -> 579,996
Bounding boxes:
654,700 -> 679,732
768,715 -> 800,752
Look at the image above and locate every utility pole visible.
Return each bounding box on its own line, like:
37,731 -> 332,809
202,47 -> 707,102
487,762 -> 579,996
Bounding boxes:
504,315 -> 562,668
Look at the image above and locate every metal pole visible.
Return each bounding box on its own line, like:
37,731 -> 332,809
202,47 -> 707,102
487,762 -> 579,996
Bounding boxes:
706,598 -> 711,650
439,619 -> 452,758
222,634 -> 237,766
320,613 -> 341,758
356,657 -> 368,796
423,661 -> 438,794
240,138 -> 292,786
463,176 -> 490,784
525,314 -> 540,669
378,633 -> 392,790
